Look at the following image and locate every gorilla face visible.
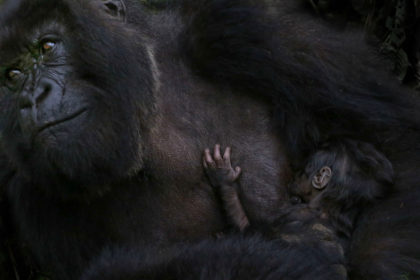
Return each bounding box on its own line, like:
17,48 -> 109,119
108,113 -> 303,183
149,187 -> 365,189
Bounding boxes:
0,22 -> 88,147
0,0 -> 154,192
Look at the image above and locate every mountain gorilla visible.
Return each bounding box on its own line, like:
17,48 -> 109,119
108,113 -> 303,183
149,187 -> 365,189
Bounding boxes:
0,0 -> 420,279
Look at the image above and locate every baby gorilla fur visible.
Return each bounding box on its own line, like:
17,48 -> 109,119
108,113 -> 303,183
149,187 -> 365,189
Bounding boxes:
203,140 -> 394,279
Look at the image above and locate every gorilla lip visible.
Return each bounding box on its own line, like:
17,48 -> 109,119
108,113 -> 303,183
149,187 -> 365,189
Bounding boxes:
36,107 -> 87,135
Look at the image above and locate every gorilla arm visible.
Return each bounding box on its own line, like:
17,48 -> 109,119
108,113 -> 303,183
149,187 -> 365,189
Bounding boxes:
203,145 -> 249,231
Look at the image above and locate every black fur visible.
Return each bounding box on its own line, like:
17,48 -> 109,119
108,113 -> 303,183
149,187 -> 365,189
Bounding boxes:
82,235 -> 347,280
349,188 -> 420,278
197,139 -> 394,280
183,0 -> 420,167
302,140 -> 394,209
0,0 -> 419,279
267,139 -> 395,249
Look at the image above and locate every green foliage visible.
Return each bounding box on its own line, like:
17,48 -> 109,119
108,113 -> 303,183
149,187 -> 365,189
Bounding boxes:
399,273 -> 411,280
379,0 -> 410,80
308,0 -> 420,89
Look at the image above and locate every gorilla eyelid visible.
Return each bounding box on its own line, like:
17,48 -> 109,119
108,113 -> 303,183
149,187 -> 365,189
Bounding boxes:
5,69 -> 22,80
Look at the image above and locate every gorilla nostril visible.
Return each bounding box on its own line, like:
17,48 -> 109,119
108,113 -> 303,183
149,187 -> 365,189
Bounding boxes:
105,3 -> 118,16
35,83 -> 52,105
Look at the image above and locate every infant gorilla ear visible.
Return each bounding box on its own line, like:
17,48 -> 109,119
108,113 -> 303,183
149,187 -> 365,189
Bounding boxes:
306,139 -> 394,208
312,166 -> 332,190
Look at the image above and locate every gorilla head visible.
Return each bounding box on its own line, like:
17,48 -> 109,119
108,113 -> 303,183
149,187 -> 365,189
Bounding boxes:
0,0 -> 154,195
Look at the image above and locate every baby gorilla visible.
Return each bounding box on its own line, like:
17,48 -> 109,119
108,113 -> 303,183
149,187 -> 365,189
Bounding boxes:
203,140 -> 394,279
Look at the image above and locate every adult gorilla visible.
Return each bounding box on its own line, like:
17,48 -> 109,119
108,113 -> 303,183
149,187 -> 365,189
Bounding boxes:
0,0 -> 419,279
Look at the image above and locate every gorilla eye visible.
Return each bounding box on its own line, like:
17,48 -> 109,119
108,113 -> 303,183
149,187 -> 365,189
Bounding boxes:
41,41 -> 56,52
6,69 -> 22,81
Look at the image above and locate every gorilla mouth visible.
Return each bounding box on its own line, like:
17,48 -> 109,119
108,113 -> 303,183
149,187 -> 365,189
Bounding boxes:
36,108 -> 87,135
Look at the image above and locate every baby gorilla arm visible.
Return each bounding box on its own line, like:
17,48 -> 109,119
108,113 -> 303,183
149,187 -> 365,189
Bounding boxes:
203,145 -> 249,231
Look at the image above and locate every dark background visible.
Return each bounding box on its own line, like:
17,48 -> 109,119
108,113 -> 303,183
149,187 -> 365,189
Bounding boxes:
305,0 -> 420,89
138,0 -> 420,89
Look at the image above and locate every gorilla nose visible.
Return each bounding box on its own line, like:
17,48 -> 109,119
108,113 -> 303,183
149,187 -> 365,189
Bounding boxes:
19,80 -> 52,109
18,79 -> 56,134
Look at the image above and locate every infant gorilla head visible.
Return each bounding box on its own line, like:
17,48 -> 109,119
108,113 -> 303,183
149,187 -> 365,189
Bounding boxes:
289,139 -> 394,209
203,139 -> 394,231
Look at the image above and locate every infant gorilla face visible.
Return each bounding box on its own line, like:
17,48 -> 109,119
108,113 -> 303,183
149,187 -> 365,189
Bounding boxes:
289,166 -> 332,203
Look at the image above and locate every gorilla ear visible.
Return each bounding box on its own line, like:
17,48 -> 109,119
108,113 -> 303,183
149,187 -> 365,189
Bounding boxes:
100,0 -> 126,22
312,166 -> 332,190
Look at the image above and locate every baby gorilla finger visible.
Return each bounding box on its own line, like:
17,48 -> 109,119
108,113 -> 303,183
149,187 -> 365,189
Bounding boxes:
204,148 -> 216,168
223,147 -> 232,165
213,144 -> 224,165
233,166 -> 241,180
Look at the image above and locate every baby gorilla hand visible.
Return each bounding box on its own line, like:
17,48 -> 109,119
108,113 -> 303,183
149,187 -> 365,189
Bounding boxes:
203,144 -> 241,187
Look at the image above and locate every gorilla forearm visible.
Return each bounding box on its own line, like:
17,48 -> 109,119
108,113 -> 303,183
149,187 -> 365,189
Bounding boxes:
82,235 -> 347,280
182,0 -> 420,169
